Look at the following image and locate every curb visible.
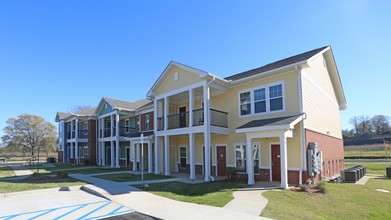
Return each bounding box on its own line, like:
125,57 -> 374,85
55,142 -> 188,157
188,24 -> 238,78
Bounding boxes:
80,185 -> 111,201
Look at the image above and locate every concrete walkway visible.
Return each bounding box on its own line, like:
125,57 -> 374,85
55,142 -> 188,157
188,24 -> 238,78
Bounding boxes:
9,165 -> 33,180
70,173 -> 272,219
355,174 -> 384,185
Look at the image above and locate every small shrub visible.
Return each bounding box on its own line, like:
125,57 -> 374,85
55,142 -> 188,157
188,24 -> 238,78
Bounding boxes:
315,180 -> 327,194
299,184 -> 309,192
57,171 -> 69,178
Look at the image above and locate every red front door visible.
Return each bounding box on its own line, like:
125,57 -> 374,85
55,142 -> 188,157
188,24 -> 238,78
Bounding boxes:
179,107 -> 186,128
271,144 -> 281,181
216,146 -> 226,176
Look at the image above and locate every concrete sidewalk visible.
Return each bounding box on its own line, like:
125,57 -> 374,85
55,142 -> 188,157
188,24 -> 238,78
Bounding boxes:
355,174 -> 384,185
9,165 -> 33,180
71,173 -> 272,219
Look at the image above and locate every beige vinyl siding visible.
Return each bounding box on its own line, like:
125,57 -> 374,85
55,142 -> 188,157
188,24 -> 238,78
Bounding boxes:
302,55 -> 342,139
156,67 -> 203,96
211,70 -> 300,134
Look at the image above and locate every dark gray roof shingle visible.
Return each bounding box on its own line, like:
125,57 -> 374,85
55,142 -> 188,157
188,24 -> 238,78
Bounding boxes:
225,46 -> 328,81
75,108 -> 96,116
56,112 -> 72,121
237,114 -> 304,130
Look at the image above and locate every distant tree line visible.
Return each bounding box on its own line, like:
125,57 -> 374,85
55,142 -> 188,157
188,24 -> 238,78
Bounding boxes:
343,115 -> 390,138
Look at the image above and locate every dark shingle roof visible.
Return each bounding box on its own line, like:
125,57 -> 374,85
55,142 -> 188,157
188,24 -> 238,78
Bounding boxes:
103,97 -> 150,111
225,46 -> 328,81
76,108 -> 96,116
237,114 -> 304,130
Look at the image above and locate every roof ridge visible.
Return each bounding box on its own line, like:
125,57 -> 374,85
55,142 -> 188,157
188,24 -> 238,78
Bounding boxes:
225,46 -> 329,81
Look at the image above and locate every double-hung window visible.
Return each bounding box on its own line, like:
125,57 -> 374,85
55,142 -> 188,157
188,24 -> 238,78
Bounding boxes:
239,82 -> 284,116
235,144 -> 246,172
179,147 -> 187,168
240,92 -> 251,115
269,84 -> 283,111
235,143 -> 260,173
145,115 -> 150,130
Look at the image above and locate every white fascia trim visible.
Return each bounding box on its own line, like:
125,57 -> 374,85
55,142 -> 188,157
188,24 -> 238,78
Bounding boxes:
155,81 -> 205,100
306,46 -> 330,63
259,166 -> 270,169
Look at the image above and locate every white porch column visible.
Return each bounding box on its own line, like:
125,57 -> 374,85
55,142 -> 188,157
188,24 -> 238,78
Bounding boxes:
164,136 -> 170,176
148,140 -> 152,173
246,136 -> 255,185
75,118 -> 79,165
189,89 -> 193,127
133,142 -> 137,171
102,142 -> 106,166
280,133 -> 288,189
110,114 -> 114,167
115,113 -> 120,168
189,133 -> 195,180
155,136 -> 160,174
110,141 -> 114,167
164,97 -> 168,130
70,120 -> 74,139
203,82 -> 211,181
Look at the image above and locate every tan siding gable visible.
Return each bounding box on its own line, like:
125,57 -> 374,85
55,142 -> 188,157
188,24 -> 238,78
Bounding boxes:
302,56 -> 342,138
155,66 -> 203,96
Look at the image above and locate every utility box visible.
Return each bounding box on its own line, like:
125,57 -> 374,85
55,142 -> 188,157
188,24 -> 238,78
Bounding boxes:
307,142 -> 321,177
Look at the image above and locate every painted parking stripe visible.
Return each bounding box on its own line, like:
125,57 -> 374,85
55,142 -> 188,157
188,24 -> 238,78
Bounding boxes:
0,200 -> 133,220
76,201 -> 111,220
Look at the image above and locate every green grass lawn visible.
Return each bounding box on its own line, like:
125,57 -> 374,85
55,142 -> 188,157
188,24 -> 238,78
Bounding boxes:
345,150 -> 391,157
0,176 -> 87,193
0,166 -> 16,178
29,166 -> 133,175
262,178 -> 391,220
136,181 -> 244,207
95,173 -> 173,182
345,163 -> 390,176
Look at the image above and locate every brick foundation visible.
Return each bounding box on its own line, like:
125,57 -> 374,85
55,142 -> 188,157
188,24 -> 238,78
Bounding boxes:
305,129 -> 344,180
259,169 -> 270,181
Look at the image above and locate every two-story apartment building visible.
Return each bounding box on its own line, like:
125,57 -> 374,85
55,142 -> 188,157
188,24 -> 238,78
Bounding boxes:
55,108 -> 97,165
94,97 -> 155,172
147,46 -> 346,189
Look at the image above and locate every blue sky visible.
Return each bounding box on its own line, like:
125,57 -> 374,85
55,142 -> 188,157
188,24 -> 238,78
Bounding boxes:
0,0 -> 390,139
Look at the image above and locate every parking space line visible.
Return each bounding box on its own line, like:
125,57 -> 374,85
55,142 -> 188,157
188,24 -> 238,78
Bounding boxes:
76,201 -> 111,220
52,204 -> 89,220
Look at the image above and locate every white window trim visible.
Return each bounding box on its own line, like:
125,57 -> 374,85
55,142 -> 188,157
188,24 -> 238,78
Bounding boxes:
238,81 -> 286,117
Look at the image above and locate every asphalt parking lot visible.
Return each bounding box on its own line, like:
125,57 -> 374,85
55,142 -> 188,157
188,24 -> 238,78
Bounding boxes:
0,186 -> 134,220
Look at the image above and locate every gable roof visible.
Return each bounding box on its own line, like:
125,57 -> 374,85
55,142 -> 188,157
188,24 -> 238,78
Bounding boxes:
147,61 -> 228,97
55,112 -> 72,122
95,97 -> 150,115
225,46 -> 329,81
236,114 -> 305,133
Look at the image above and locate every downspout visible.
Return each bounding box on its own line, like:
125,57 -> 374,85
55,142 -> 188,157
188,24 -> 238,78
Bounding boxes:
296,64 -> 306,185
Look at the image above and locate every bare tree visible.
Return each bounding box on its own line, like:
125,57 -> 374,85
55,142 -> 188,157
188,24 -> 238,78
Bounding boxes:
371,115 -> 390,135
350,115 -> 372,136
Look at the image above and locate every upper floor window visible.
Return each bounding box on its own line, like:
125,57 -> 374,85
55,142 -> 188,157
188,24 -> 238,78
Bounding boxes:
125,119 -> 130,133
145,114 -> 150,130
239,82 -> 284,116
83,122 -> 88,131
136,116 -> 140,131
240,92 -> 251,115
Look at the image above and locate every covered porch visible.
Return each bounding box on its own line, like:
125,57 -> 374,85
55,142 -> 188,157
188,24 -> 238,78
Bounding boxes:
236,114 -> 305,189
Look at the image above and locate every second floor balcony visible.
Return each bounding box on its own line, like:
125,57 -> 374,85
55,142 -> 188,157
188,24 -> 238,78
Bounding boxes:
66,129 -> 88,139
157,108 -> 228,131
100,126 -> 139,138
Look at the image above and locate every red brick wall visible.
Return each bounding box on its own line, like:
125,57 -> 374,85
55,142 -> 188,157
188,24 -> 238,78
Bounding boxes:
259,169 -> 270,181
288,170 -> 300,184
140,112 -> 154,131
305,129 -> 344,178
88,119 -> 97,165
